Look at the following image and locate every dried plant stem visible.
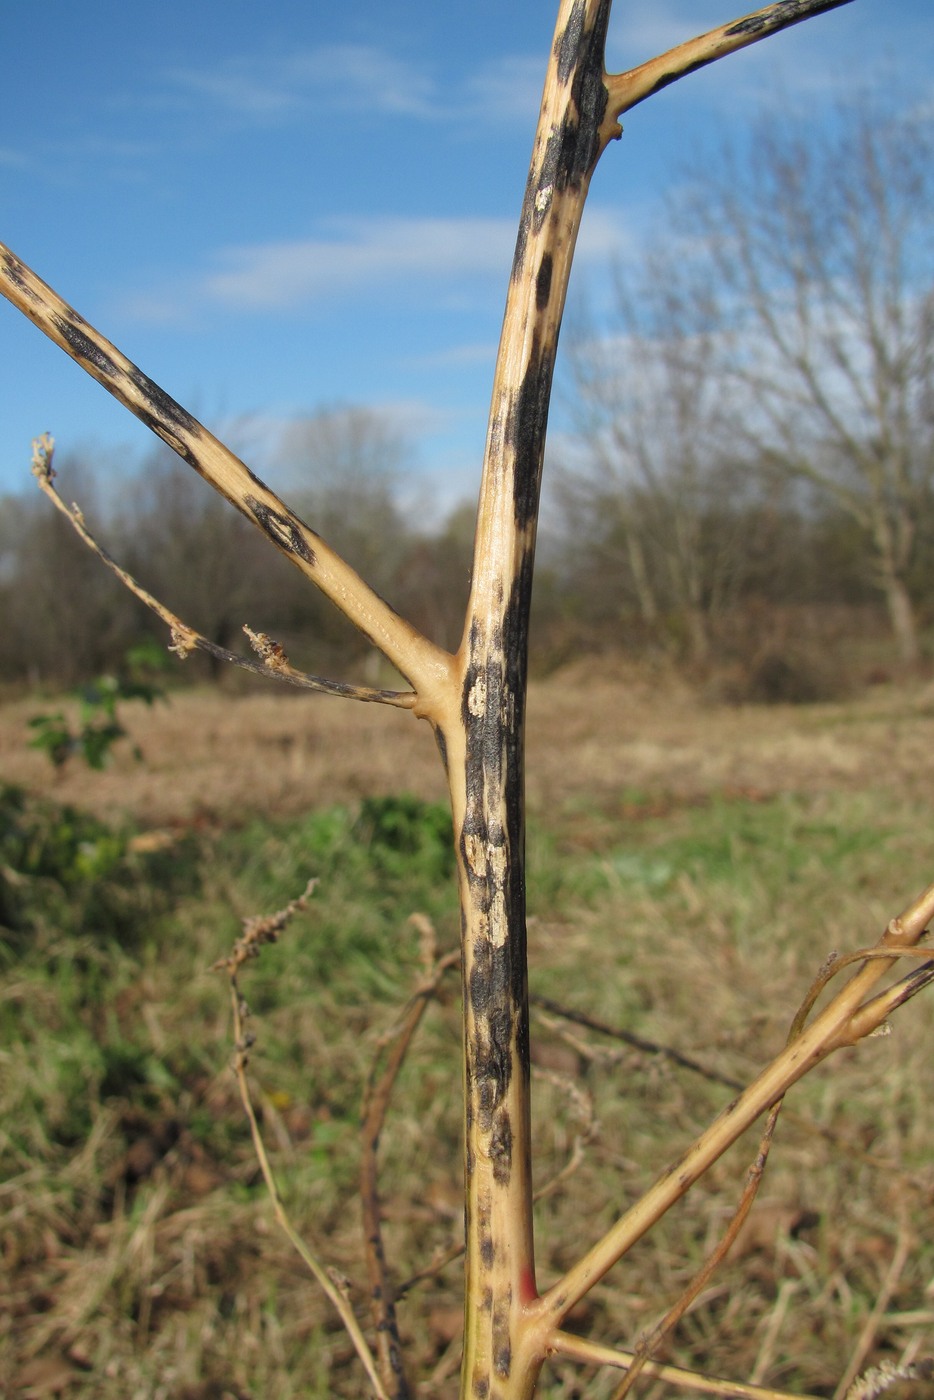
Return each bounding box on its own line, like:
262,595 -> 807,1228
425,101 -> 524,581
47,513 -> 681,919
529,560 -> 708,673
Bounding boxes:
216,884 -> 390,1400
3,2 -> 917,1397
1,248 -> 451,699
606,0 -> 855,119
360,944 -> 460,1399
532,993 -> 744,1092
533,993 -> 929,1182
29,435 -> 417,708
609,1102 -> 784,1400
227,983 -> 390,1400
531,881 -> 934,1337
832,1223 -> 914,1400
550,1329 -> 826,1400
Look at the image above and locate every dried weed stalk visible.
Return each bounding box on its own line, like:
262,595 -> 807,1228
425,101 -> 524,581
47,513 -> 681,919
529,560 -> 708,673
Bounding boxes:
5,2 -> 934,1396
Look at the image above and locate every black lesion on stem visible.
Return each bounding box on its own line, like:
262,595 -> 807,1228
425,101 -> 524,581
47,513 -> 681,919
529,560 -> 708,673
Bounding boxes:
507,333 -> 557,533
535,253 -> 554,311
127,367 -> 200,439
511,0 -> 612,281
726,0 -> 853,38
469,943 -> 517,1117
1,249 -> 40,302
54,315 -> 121,381
245,495 -> 317,565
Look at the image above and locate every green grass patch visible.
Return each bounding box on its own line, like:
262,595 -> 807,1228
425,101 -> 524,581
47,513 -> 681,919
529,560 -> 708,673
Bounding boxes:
3,780 -> 934,1396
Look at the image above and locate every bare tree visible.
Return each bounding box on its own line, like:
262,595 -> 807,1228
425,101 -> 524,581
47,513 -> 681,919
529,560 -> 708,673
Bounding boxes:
561,267 -> 753,662
278,405 -> 412,593
679,106 -> 934,664
4,4 -> 934,1399
0,456 -> 143,682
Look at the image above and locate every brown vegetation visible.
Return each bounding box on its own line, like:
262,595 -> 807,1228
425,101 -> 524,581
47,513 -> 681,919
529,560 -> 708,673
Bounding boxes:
3,666 -> 933,830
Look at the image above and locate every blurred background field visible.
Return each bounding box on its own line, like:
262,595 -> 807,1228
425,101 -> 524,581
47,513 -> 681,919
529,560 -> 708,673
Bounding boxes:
2,669 -> 934,1398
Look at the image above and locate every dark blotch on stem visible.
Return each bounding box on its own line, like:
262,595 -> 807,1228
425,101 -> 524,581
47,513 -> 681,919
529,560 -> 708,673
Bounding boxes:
490,1111 -> 514,1186
726,0 -> 847,37
246,496 -> 316,564
1,250 -> 39,303
54,316 -> 120,380
506,333 -> 556,532
128,367 -> 199,439
554,0 -> 587,84
492,1288 -> 513,1377
535,253 -> 553,311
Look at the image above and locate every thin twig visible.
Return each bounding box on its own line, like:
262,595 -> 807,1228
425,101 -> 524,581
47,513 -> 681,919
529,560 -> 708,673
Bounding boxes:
359,924 -> 459,1400
550,1328 -> 827,1399
608,1100 -> 784,1400
533,879 -> 934,1332
216,883 -> 391,1400
833,1222 -> 914,1400
29,435 -> 418,708
533,987 -> 930,1182
606,0 -> 856,119
532,993 -> 744,1092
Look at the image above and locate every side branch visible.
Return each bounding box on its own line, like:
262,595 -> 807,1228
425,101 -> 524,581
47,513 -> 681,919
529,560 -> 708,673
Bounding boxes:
30,437 -> 416,708
215,882 -> 393,1400
606,0 -> 856,118
1,244 -> 452,706
551,1331 -> 826,1400
534,879 -> 934,1331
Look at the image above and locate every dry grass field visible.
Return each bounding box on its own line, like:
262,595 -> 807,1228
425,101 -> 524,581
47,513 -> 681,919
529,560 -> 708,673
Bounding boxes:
4,660 -> 934,827
2,668 -> 934,1398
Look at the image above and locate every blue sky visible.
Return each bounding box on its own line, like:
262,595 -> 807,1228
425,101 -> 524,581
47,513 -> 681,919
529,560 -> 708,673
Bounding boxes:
1,1 -> 930,512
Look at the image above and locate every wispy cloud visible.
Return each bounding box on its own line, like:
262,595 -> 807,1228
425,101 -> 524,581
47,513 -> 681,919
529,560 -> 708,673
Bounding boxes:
163,44 -> 436,123
159,41 -> 553,133
121,203 -> 635,326
200,216 -> 515,311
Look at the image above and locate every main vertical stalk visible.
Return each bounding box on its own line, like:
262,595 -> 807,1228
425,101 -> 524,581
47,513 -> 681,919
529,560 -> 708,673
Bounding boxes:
431,5 -> 620,1395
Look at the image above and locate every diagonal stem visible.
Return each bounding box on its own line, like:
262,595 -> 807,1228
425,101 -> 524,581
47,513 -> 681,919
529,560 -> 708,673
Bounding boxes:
29,435 -> 418,707
533,881 -> 934,1335
0,243 -> 452,704
606,0 -> 856,118
551,1329 -> 826,1400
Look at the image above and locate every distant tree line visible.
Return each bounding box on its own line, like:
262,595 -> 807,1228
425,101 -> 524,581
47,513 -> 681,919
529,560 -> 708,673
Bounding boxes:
2,103 -> 931,698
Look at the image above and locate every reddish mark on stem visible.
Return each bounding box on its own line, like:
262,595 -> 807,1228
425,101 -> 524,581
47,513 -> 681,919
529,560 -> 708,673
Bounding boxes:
518,1264 -> 538,1305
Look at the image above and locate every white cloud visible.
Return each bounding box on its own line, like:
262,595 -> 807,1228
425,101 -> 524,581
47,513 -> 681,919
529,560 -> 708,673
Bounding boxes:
160,42 -> 556,134
164,44 -> 436,123
200,216 -> 517,311
120,203 -> 636,327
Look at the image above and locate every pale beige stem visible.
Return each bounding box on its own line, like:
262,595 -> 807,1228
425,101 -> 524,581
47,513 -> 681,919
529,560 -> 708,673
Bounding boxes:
551,1329 -> 826,1400
29,435 -> 418,707
0,243 -> 452,705
606,0 -> 855,119
532,881 -> 934,1334
833,1223 -> 913,1400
